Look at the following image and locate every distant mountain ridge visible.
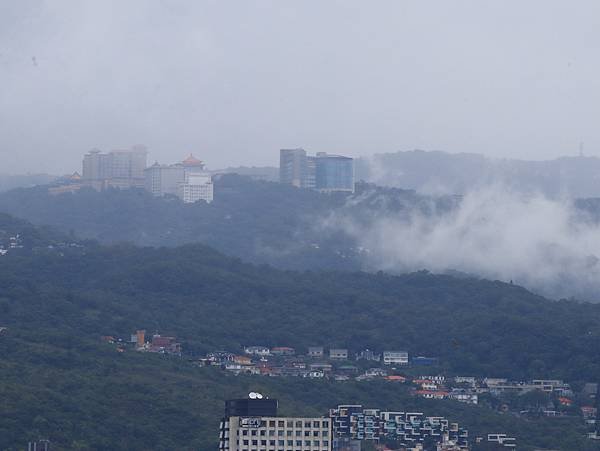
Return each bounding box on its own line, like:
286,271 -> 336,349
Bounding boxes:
356,150 -> 600,197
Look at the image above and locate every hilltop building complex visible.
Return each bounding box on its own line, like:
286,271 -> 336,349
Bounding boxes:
79,148 -> 213,203
279,149 -> 354,193
145,154 -> 213,203
82,145 -> 147,190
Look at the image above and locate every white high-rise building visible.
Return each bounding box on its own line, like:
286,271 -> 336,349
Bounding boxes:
144,163 -> 185,197
178,172 -> 213,204
144,154 -> 214,203
382,351 -> 409,366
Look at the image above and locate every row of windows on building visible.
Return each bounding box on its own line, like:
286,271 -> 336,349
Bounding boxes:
237,420 -> 330,430
236,439 -> 328,447
237,429 -> 329,438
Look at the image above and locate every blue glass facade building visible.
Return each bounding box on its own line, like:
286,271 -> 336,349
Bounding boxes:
280,150 -> 354,193
315,153 -> 354,193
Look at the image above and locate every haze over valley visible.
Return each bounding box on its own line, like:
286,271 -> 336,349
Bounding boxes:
3,1 -> 600,450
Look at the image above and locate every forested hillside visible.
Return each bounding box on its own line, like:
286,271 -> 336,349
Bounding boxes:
0,212 -> 82,252
2,242 -> 600,381
1,241 -> 600,449
0,176 -> 456,271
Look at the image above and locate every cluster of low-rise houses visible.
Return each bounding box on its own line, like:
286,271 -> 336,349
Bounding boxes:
0,233 -> 22,255
410,376 -> 574,407
0,229 -> 84,257
201,346 -> 437,381
101,329 -> 181,356
199,344 -> 600,433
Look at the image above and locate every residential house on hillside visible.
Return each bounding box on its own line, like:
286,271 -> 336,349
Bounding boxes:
310,363 -> 333,373
244,346 -> 270,356
487,433 -> 516,448
330,349 -> 349,360
383,351 -> 409,365
356,349 -> 380,362
271,346 -> 295,356
412,356 -> 439,366
308,346 -> 324,357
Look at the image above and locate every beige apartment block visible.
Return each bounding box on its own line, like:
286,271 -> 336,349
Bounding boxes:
220,416 -> 331,451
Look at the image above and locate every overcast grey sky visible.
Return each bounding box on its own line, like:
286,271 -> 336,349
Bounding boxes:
1,0 -> 599,174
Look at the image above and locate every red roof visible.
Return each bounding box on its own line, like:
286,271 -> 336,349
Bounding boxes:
385,375 -> 406,382
182,154 -> 204,166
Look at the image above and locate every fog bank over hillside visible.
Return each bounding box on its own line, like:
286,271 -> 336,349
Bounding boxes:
325,185 -> 600,300
356,150 -> 600,198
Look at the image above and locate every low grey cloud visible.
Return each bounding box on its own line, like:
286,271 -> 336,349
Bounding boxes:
324,186 -> 600,300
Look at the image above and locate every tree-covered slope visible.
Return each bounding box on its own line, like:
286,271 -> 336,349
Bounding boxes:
1,241 -> 600,449
0,176 -> 456,271
0,212 -> 74,250
2,243 -> 600,382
